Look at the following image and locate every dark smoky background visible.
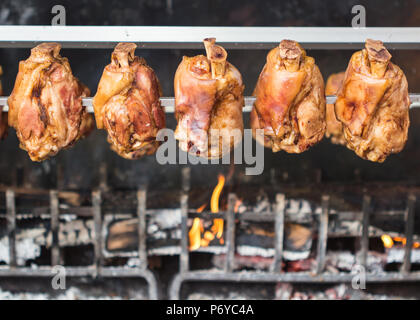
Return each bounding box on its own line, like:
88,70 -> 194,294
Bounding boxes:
0,0 -> 420,191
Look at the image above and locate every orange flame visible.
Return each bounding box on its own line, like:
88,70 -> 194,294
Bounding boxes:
211,174 -> 225,239
189,174 -> 226,251
381,234 -> 420,249
189,218 -> 203,251
196,203 -> 207,213
381,235 -> 394,249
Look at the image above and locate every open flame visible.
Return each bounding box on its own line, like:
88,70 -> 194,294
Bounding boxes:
211,174 -> 225,239
381,234 -> 420,249
381,235 -> 394,249
189,174 -> 226,250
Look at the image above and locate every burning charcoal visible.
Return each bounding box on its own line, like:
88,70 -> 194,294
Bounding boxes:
212,253 -> 275,270
286,258 -> 316,272
284,223 -> 312,253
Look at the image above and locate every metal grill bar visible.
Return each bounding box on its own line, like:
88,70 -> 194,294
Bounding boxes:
168,270 -> 420,299
2,95 -> 420,112
50,190 -> 61,266
6,190 -> 16,268
137,188 -> 147,269
224,193 -> 236,272
0,189 -> 159,299
315,195 -> 330,274
360,195 -> 371,268
0,266 -> 158,299
0,26 -> 419,49
92,190 -> 103,276
1,184 -> 419,299
402,194 -> 416,273
180,167 -> 191,273
270,194 -> 285,273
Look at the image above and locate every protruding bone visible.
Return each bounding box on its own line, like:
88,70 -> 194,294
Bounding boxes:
365,39 -> 391,78
203,38 -> 227,78
112,42 -> 137,68
30,43 -> 61,62
279,40 -> 305,72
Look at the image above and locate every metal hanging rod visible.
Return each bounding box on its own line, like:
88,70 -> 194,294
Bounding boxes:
0,26 -> 420,49
1,95 -> 420,113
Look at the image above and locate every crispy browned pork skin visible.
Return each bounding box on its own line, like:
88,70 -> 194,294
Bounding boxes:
335,39 -> 410,162
0,66 -> 7,140
325,71 -> 345,145
93,42 -> 165,160
174,38 -> 244,159
251,40 -> 326,153
8,43 -> 93,161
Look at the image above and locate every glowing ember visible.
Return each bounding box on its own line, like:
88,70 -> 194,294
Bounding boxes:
381,234 -> 420,249
204,231 -> 215,241
381,235 -> 394,249
234,199 -> 243,213
196,203 -> 207,213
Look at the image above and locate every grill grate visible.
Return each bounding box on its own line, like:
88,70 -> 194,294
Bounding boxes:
0,168 -> 419,299
0,189 -> 159,300
168,168 -> 419,300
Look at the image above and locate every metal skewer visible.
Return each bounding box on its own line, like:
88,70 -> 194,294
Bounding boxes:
1,95 -> 420,113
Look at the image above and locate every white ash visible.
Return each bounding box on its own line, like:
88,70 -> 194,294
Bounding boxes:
253,194 -> 271,213
237,245 -> 274,258
236,203 -> 247,214
386,248 -> 420,264
0,237 -> 41,265
57,212 -> 78,222
0,219 -> 95,265
326,251 -> 355,271
194,246 -> 227,255
147,224 -> 159,234
187,292 -> 248,300
249,197 -> 316,221
325,251 -> 386,273
126,257 -> 142,267
275,283 -> 293,300
148,246 -> 180,256
53,220 -> 94,247
290,284 -> 417,300
0,287 -> 124,300
149,209 -> 181,230
337,221 -> 362,236
148,245 -> 229,256
286,199 -> 314,223
149,230 -> 167,240
171,229 -> 181,239
283,250 -> 310,261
